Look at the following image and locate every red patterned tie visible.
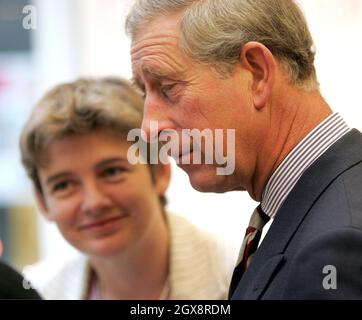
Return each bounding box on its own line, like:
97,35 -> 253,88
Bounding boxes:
228,205 -> 270,298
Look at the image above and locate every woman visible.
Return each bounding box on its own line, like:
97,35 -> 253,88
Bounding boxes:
20,78 -> 234,299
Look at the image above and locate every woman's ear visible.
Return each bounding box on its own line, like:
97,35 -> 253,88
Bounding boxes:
239,41 -> 276,109
154,163 -> 171,197
35,191 -> 53,221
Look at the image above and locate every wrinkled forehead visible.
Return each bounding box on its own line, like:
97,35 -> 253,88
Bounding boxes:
130,20 -> 190,84
130,11 -> 183,46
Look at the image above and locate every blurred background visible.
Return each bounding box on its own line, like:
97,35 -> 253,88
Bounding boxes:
0,0 -> 361,272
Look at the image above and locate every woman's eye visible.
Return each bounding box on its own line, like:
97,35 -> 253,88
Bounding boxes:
106,167 -> 121,175
51,181 -> 76,197
103,167 -> 125,180
53,181 -> 70,192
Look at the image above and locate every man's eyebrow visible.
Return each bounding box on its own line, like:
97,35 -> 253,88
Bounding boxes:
131,67 -> 185,91
143,66 -> 184,81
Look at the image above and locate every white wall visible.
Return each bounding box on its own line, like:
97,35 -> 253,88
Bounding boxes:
300,0 -> 362,130
34,0 -> 362,260
32,0 -> 83,259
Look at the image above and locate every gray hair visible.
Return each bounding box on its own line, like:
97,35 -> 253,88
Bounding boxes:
126,0 -> 319,91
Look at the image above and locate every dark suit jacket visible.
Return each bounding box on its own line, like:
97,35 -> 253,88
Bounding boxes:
0,261 -> 41,299
231,129 -> 362,299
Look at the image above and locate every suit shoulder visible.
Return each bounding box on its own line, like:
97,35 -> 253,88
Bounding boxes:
283,227 -> 362,299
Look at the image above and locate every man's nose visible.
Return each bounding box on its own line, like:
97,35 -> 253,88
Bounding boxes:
141,96 -> 175,142
81,182 -> 112,215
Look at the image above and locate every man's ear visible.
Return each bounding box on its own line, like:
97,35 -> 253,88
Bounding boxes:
154,163 -> 171,197
239,41 -> 276,109
35,190 -> 53,221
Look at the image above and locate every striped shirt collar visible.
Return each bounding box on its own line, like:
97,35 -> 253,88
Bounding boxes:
261,113 -> 350,219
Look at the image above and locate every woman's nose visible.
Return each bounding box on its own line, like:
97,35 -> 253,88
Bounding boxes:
80,182 -> 112,216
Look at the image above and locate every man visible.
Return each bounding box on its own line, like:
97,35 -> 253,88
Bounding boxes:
126,0 -> 362,299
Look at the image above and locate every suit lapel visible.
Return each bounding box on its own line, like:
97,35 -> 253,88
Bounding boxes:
232,129 -> 362,299
232,254 -> 284,299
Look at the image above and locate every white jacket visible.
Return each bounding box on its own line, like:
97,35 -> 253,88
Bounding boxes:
23,213 -> 236,299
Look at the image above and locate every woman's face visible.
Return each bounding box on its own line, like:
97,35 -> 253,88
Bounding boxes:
37,128 -> 170,257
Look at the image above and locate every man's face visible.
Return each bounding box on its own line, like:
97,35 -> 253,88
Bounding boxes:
131,14 -> 263,193
37,129 -> 169,258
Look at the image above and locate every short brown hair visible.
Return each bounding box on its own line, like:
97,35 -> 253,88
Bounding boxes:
20,77 -> 167,205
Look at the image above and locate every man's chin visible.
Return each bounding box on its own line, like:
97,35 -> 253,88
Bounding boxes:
181,164 -> 231,193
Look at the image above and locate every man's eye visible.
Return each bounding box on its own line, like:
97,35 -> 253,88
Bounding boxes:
160,84 -> 176,100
